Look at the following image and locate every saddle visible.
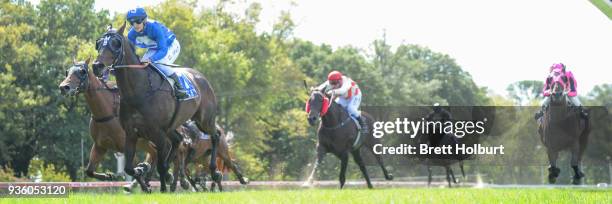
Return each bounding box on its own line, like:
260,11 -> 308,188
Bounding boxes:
148,63 -> 199,101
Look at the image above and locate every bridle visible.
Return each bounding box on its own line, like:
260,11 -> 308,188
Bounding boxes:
64,63 -> 90,95
95,31 -> 148,71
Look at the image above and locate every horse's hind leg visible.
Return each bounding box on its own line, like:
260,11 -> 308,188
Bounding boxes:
351,150 -> 373,189
570,145 -> 584,185
219,143 -> 249,184
85,145 -> 113,180
547,149 -> 561,184
367,146 -> 393,180
193,118 -> 221,183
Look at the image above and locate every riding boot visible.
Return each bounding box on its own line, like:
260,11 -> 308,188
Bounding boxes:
169,73 -> 188,99
534,104 -> 548,121
534,107 -> 544,121
357,116 -> 369,135
577,106 -> 589,120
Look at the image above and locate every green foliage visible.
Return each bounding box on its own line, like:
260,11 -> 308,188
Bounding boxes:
506,80 -> 544,105
28,158 -> 71,182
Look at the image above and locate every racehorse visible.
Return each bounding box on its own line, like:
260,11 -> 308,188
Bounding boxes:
93,23 -> 220,192
171,123 -> 248,192
419,132 -> 466,187
59,59 -> 158,185
538,68 -> 590,185
418,109 -> 467,188
304,90 -> 393,188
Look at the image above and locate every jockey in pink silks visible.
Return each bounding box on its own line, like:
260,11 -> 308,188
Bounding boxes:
534,63 -> 588,120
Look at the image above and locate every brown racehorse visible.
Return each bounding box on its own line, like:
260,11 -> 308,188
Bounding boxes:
93,23 -> 220,193
304,90 -> 393,189
171,123 -> 249,192
538,70 -> 590,185
59,59 -> 157,185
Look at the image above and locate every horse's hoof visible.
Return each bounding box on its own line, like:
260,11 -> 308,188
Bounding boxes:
548,175 -> 557,184
572,178 -> 582,185
386,174 -> 394,180
212,171 -> 222,182
165,174 -> 174,184
572,173 -> 584,185
170,185 -> 177,192
240,177 -> 250,185
142,187 -> 152,194
180,179 -> 190,190
122,184 -> 132,193
105,173 -> 115,181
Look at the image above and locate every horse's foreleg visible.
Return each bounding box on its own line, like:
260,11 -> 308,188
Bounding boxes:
444,166 -> 452,187
570,145 -> 585,185
368,146 -> 393,180
547,149 -> 560,184
449,166 -> 458,184
124,134 -> 151,193
427,165 -> 433,186
170,153 -> 181,192
338,153 -> 349,189
304,145 -> 326,186
351,150 -> 373,189
85,145 -> 113,180
152,133 -> 172,193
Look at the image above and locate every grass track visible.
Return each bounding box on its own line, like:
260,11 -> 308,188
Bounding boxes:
2,188 -> 610,204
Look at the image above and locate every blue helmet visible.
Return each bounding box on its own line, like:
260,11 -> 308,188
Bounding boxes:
127,7 -> 147,22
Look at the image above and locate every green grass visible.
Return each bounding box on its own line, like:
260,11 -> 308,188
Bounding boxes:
2,188 -> 610,204
590,0 -> 612,20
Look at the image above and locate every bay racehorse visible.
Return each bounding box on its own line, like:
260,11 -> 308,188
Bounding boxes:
59,58 -> 158,187
538,68 -> 590,184
172,123 -> 248,192
304,90 -> 393,188
92,23 -> 220,192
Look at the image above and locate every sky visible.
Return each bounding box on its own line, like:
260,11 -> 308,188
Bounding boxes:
92,0 -> 611,97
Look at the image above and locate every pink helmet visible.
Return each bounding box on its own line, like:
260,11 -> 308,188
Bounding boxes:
549,63 -> 566,72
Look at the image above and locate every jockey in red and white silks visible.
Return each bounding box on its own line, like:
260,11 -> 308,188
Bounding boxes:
315,71 -> 368,134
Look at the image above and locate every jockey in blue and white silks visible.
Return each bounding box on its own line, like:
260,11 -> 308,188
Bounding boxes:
126,7 -> 187,98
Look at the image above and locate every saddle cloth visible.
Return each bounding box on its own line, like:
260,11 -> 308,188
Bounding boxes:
149,63 -> 199,101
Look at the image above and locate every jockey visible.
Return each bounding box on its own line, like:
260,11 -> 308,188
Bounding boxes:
534,63 -> 588,120
425,103 -> 454,146
126,7 -> 187,99
426,103 -> 452,123
315,71 -> 368,134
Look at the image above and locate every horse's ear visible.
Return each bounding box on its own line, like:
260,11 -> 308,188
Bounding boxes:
118,21 -> 126,35
73,56 -> 77,65
85,56 -> 91,66
106,24 -> 112,31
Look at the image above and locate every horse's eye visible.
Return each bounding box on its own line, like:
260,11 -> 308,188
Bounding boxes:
80,69 -> 86,76
111,39 -> 120,49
